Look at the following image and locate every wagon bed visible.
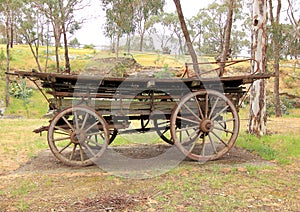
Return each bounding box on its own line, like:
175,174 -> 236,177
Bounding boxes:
8,67 -> 271,166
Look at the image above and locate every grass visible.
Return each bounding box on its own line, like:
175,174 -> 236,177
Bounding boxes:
237,107 -> 300,165
0,119 -> 48,173
4,89 -> 49,118
0,116 -> 299,211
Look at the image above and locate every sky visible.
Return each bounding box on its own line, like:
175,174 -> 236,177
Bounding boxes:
74,0 -> 213,47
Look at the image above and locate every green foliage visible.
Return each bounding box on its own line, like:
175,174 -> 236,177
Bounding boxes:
9,80 -> 32,99
154,64 -> 175,78
188,1 -> 250,56
83,44 -> 95,50
266,95 -> 296,116
69,38 -> 80,48
0,48 -> 5,70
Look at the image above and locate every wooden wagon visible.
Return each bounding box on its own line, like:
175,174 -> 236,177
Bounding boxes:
8,59 -> 271,166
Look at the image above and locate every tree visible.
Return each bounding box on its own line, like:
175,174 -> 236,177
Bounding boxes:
286,0 -> 300,59
17,6 -> 44,72
102,0 -> 135,58
188,1 -> 249,57
287,0 -> 300,39
4,0 -> 11,107
134,0 -> 165,52
163,13 -> 184,55
69,38 -> 80,48
32,0 -> 86,73
188,14 -> 204,54
248,0 -> 268,136
173,0 -> 200,75
269,0 -> 282,117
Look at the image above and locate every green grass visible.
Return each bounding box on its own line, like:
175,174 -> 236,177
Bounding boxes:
0,119 -> 48,164
237,132 -> 300,164
4,89 -> 49,118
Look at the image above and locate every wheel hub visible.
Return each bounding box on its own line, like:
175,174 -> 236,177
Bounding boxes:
70,130 -> 87,144
200,119 -> 214,133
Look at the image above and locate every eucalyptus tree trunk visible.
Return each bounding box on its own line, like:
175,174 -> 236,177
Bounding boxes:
269,0 -> 282,117
5,0 -> 10,107
62,23 -> 70,73
248,0 -> 268,136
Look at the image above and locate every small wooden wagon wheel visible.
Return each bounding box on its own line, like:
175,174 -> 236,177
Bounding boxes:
170,90 -> 239,161
47,106 -> 109,166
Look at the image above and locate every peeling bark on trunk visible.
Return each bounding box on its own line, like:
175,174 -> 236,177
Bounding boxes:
248,0 -> 268,136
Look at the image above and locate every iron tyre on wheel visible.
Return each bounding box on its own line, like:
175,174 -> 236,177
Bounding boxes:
170,90 -> 240,162
47,106 -> 109,166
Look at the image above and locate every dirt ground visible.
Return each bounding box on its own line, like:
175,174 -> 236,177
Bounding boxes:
10,145 -> 271,176
0,145 -> 275,211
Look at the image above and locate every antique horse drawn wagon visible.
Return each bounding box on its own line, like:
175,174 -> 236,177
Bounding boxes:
8,59 -> 270,167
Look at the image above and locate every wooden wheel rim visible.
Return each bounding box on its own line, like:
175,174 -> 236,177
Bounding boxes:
47,106 -> 109,166
170,89 -> 240,161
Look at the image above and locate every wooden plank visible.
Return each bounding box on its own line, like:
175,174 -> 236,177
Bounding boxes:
59,99 -> 177,113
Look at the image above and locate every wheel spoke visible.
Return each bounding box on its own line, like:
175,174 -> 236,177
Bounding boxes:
59,141 -> 72,153
183,104 -> 202,122
211,131 -> 229,146
209,97 -> 220,119
80,112 -> 89,131
86,131 -> 102,137
200,134 -> 206,156
54,125 -> 71,134
185,128 -> 200,142
82,142 -> 96,157
208,133 -> 218,154
85,120 -> 100,133
79,144 -> 85,162
157,120 -> 169,126
74,111 -> 80,130
86,137 -> 103,148
62,116 -> 75,131
194,96 -> 205,120
70,144 -> 77,160
214,126 -> 234,134
176,116 -> 200,125
53,130 -> 70,136
176,125 -> 199,132
53,136 -> 71,142
211,105 -> 229,121
205,93 -> 209,118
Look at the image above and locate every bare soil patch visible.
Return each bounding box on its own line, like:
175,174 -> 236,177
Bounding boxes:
9,144 -> 272,177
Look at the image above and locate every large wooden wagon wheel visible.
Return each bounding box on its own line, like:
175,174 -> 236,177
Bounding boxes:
170,90 -> 239,161
47,106 -> 109,166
